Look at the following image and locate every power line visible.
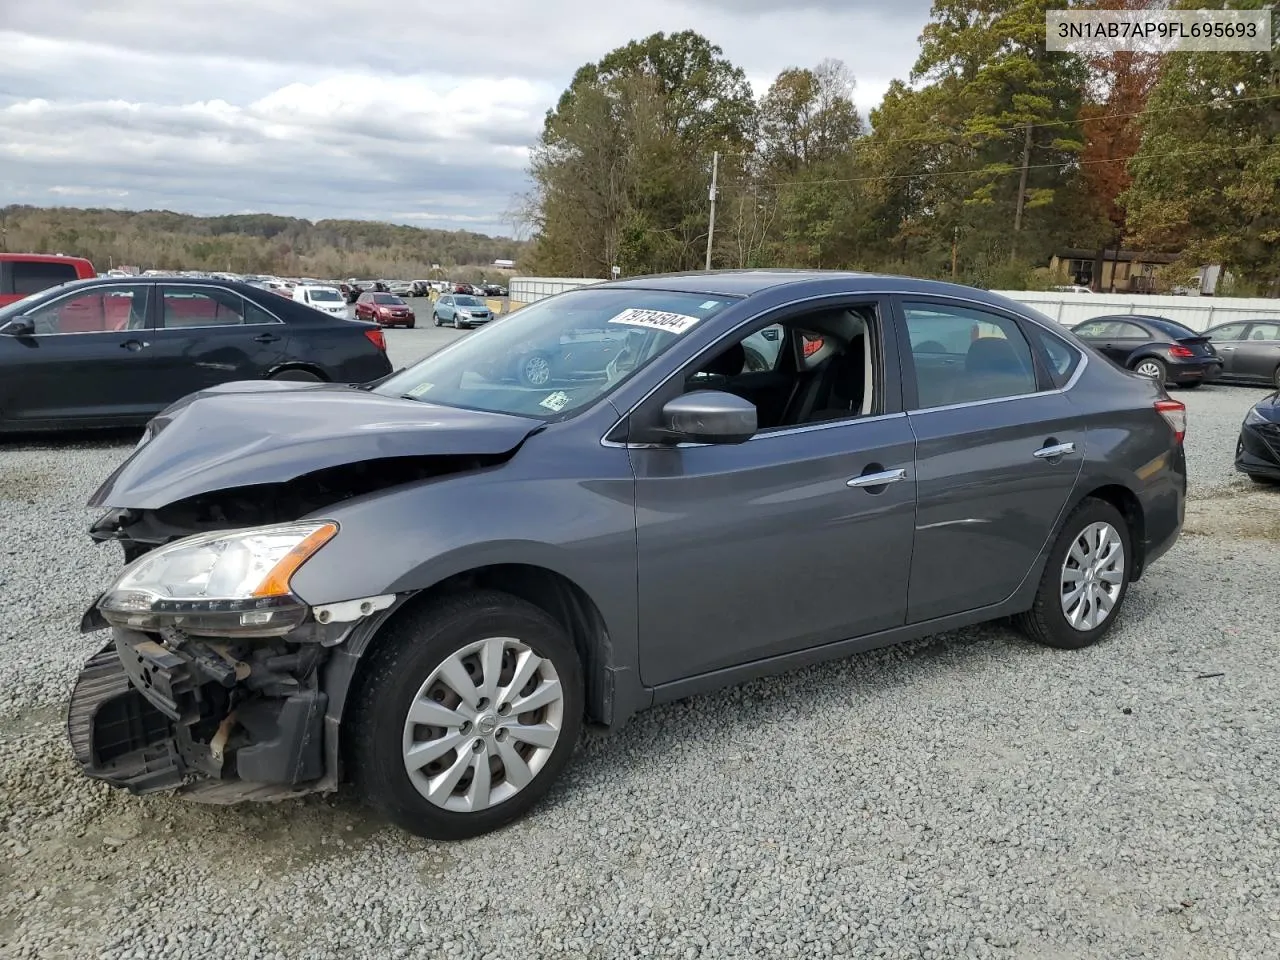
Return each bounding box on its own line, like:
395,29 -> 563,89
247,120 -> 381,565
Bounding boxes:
714,90 -> 1280,159
723,141 -> 1278,190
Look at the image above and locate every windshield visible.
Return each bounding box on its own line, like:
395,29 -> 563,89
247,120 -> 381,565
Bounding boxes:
308,288 -> 342,302
455,296 -> 484,307
373,294 -> 403,304
374,287 -> 738,419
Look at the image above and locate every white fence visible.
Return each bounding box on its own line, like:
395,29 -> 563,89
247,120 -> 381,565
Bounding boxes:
509,276 -> 605,305
508,276 -> 1280,332
993,291 -> 1280,332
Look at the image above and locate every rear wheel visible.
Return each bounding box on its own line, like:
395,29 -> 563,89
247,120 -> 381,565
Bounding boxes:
347,591 -> 583,839
1015,498 -> 1132,650
1133,358 -> 1166,383
1273,364 -> 1280,389
270,369 -> 323,382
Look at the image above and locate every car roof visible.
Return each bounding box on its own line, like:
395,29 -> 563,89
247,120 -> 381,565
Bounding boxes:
600,268 -> 1029,309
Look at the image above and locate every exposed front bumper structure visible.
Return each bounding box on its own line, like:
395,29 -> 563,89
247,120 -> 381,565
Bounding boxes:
68,627 -> 330,803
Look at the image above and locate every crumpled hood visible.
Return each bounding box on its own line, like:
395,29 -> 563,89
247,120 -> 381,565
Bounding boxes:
88,380 -> 543,509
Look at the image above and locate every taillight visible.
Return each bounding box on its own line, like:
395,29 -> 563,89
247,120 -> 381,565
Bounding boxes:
364,329 -> 386,351
1169,345 -> 1195,359
802,337 -> 824,357
1155,398 -> 1186,443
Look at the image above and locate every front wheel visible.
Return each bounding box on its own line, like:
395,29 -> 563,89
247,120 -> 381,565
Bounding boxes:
270,369 -> 323,382
1133,358 -> 1167,384
1014,498 -> 1132,650
433,312 -> 441,327
406,320 -> 416,329
347,591 -> 584,839
1272,364 -> 1280,390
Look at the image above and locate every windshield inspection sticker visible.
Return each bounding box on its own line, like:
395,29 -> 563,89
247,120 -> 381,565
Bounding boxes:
539,391 -> 572,412
405,382 -> 434,397
608,308 -> 702,335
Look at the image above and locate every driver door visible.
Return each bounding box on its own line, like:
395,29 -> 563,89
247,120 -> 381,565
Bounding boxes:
0,282 -> 156,426
629,298 -> 918,688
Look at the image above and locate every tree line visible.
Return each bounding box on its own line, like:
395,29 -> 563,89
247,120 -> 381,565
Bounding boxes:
0,206 -> 530,281
524,0 -> 1279,295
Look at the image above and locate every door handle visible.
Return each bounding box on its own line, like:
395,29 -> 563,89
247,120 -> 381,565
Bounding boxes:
253,333 -> 281,343
846,468 -> 908,489
1033,441 -> 1076,460
120,339 -> 149,351
1218,346 -> 1235,351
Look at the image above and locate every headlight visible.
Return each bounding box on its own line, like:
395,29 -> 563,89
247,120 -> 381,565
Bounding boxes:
97,521 -> 338,637
1245,407 -> 1268,426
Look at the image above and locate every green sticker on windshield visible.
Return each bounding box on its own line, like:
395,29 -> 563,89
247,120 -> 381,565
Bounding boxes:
406,382 -> 434,397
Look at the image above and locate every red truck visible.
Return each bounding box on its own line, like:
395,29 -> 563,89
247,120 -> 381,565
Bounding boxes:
0,253 -> 97,307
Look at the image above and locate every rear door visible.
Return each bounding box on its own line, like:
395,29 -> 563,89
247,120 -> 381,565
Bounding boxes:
148,285 -> 289,398
0,282 -> 156,425
895,297 -> 1084,623
1233,322 -> 1280,383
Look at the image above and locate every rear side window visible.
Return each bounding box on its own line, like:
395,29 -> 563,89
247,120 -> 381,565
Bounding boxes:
1026,324 -> 1083,389
159,286 -> 247,328
902,302 -> 1038,409
8,261 -> 80,296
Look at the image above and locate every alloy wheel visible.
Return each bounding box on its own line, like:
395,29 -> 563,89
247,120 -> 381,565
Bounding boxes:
401,636 -> 565,813
1059,521 -> 1125,631
1135,360 -> 1163,380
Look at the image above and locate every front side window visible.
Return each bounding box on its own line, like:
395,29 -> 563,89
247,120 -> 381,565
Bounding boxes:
376,288 -> 737,419
902,302 -> 1038,409
159,286 -> 246,328
1207,322 -> 1247,342
18,284 -> 150,334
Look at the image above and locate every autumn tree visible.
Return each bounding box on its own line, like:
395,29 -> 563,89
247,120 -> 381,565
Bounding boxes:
1123,0 -> 1280,292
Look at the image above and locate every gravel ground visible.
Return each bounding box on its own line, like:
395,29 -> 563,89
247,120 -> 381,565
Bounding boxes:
1,381 -> 1278,960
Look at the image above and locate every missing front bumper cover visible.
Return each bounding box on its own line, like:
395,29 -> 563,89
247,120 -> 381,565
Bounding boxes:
67,633 -> 328,800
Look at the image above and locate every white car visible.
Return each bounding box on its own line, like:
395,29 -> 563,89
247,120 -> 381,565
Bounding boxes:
293,284 -> 350,318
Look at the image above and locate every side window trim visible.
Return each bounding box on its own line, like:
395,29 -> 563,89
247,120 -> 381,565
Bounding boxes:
892,294 -> 1060,414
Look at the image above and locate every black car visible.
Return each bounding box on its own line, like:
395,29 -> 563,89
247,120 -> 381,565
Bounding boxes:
1070,314 -> 1221,388
1236,393 -> 1280,484
0,276 -> 394,432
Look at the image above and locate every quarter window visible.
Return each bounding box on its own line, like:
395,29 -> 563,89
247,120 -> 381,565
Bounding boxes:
902,302 -> 1038,409
1026,324 -> 1082,389
21,285 -> 150,334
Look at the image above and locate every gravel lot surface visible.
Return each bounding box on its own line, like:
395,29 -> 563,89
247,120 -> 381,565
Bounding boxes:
1,374 -> 1278,960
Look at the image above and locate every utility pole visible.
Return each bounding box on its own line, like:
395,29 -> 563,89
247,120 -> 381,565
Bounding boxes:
951,226 -> 959,279
1012,123 -> 1033,258
705,150 -> 719,271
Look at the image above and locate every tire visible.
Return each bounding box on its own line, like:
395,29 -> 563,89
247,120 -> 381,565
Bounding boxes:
518,353 -> 553,387
1014,497 -> 1132,650
1132,358 -> 1166,383
1273,365 -> 1280,390
407,320 -> 416,329
433,312 -> 441,327
269,369 -> 323,382
346,590 -> 583,840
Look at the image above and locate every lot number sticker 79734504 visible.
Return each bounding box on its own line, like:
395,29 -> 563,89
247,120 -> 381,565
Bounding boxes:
608,308 -> 702,335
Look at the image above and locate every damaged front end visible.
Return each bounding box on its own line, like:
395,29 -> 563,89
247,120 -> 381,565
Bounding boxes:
67,517 -> 396,803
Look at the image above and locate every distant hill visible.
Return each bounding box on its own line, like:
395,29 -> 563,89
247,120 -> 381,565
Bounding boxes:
0,205 -> 530,281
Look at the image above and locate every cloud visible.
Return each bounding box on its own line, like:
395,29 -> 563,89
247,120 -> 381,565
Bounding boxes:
2,1 -> 929,235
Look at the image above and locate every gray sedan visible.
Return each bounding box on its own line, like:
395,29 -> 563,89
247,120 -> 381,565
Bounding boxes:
1202,320 -> 1280,387
68,270 -> 1187,840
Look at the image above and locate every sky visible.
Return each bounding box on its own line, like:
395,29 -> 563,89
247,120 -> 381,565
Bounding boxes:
0,0 -> 932,238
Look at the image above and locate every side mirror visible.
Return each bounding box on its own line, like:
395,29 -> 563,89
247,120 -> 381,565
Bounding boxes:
1,316 -> 35,337
655,390 -> 757,444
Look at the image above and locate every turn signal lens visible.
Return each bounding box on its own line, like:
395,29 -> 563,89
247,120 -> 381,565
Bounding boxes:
1155,399 -> 1186,444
